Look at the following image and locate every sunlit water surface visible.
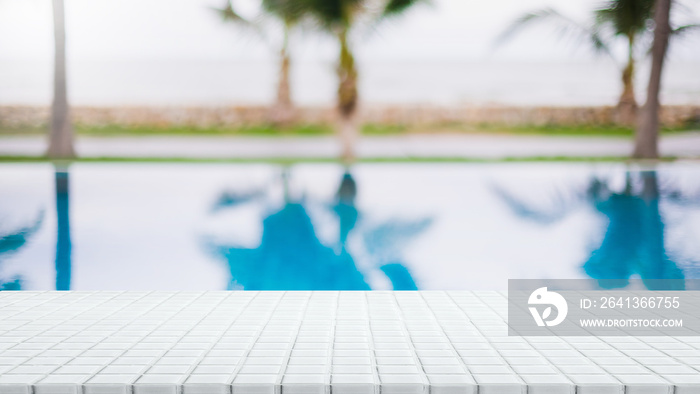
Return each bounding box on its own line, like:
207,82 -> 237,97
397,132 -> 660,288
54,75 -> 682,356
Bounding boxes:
1,162 -> 699,291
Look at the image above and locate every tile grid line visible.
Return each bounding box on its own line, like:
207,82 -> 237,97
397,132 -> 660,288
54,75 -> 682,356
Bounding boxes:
646,339 -> 700,375
1,292 -> 75,340
451,291 -> 527,387
70,291 -> 173,384
94,291 -> 209,394
277,292 -> 312,394
392,293 -> 430,394
600,336 -> 675,382
11,292 -> 129,393
3,292 -> 92,334
491,291 -> 581,388
419,292 -> 474,383
355,292 -> 379,394
2,293 -> 91,375
2,292 -> 700,394
366,292 -> 384,394
503,289 -> 679,390
368,293 -> 381,394
2,293 -> 128,354
19,292 -> 127,387
201,291 -> 257,391
498,290 -> 665,393
0,291 -> 46,316
88,292 -> 218,393
226,292 -> 286,394
163,292 -> 242,392
326,292 -> 339,394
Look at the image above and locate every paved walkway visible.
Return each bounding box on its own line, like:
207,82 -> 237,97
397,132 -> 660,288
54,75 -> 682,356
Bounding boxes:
0,291 -> 699,394
1,133 -> 699,159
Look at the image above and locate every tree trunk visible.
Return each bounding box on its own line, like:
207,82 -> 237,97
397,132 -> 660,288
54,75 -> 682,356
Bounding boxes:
337,28 -> 359,164
47,0 -> 75,159
339,116 -> 358,164
269,24 -> 294,127
54,165 -> 72,290
633,0 -> 672,159
616,36 -> 637,126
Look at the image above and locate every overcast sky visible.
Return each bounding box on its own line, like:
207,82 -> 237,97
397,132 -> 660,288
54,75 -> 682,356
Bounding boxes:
1,0 -> 699,63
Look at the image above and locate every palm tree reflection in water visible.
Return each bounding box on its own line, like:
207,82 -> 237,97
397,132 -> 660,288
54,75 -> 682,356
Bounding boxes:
0,213 -> 44,290
54,165 -> 72,291
494,169 -> 694,289
0,166 -> 71,291
205,170 -> 430,290
584,171 -> 686,289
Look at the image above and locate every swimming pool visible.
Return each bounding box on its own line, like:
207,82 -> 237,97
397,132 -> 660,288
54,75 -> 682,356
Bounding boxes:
1,162 -> 699,291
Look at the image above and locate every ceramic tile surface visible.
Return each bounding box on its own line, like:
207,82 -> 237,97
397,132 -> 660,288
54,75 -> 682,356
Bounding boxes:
0,292 -> 698,394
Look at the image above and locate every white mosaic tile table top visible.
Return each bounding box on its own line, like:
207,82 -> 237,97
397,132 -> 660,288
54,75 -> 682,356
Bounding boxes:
1,291 -> 699,394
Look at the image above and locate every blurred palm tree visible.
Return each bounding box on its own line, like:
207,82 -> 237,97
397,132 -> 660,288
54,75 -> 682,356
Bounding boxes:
498,0 -> 698,126
216,0 -> 303,126
47,0 -> 75,159
295,0 -> 427,162
633,0 -> 671,159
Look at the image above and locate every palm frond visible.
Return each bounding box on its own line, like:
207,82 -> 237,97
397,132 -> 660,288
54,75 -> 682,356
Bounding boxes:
211,190 -> 267,213
213,0 -> 272,42
213,1 -> 249,24
594,0 -> 654,38
672,23 -> 700,37
490,182 -> 587,225
261,0 -> 305,25
0,212 -> 44,256
661,174 -> 700,207
495,8 -> 613,57
363,218 -> 432,259
295,0 -> 344,29
294,0 -> 365,30
382,0 -> 428,19
496,8 -> 558,44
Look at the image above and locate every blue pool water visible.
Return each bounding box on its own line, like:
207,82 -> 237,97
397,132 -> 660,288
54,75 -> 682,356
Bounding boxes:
1,162 -> 699,291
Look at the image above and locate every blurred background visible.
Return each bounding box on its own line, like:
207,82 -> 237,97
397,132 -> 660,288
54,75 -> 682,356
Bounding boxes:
1,0 -> 700,106
0,0 -> 699,291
